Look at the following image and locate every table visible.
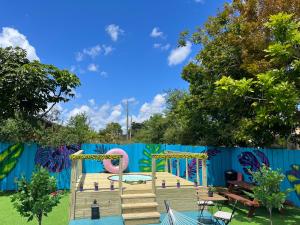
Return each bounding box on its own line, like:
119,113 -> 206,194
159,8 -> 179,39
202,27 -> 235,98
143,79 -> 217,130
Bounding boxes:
196,191 -> 227,224
228,180 -> 254,192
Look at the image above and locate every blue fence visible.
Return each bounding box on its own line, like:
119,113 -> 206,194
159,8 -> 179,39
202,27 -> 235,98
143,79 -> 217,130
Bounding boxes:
0,143 -> 299,207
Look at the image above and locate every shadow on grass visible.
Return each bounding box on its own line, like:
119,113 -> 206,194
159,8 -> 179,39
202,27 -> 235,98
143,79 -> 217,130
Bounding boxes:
0,191 -> 15,197
224,203 -> 300,225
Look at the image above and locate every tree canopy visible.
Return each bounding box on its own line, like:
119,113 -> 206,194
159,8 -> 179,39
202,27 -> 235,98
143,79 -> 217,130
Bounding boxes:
0,47 -> 80,120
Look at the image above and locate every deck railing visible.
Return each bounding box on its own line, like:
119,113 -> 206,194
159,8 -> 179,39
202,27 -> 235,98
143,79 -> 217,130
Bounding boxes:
69,151 -> 124,220
151,152 -> 208,194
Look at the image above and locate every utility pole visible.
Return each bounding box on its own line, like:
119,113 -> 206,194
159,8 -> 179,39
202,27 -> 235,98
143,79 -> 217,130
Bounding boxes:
129,116 -> 132,140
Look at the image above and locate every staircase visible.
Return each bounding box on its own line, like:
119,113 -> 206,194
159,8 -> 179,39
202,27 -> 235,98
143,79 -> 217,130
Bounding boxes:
121,191 -> 160,225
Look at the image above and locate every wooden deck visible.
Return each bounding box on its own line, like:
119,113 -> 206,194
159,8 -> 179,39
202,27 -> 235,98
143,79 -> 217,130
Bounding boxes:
76,172 -> 195,192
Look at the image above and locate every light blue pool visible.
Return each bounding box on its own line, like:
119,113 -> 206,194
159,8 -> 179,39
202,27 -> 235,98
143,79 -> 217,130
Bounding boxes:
108,174 -> 152,182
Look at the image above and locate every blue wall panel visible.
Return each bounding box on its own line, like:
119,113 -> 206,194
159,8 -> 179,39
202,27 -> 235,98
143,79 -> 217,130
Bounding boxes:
1,143 -> 300,207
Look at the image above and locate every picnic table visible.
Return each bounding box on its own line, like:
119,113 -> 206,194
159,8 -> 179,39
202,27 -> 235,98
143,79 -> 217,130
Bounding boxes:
224,180 -> 259,217
227,180 -> 254,192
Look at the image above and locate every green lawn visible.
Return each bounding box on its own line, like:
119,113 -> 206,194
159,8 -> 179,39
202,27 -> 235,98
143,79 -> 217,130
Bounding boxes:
1,192 -> 300,225
0,192 -> 69,225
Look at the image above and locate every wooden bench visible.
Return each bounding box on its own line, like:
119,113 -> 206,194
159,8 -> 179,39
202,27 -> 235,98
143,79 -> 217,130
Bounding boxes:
223,192 -> 259,217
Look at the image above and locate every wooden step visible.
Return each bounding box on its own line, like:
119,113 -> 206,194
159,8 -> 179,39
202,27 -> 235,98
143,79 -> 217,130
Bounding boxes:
123,212 -> 160,225
122,202 -> 158,214
121,193 -> 156,203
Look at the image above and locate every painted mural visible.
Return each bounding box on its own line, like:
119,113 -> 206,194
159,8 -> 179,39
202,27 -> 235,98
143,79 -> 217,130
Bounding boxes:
139,144 -> 165,172
182,148 -> 221,180
238,149 -> 270,180
35,145 -> 80,173
0,143 -> 24,180
286,164 -> 300,201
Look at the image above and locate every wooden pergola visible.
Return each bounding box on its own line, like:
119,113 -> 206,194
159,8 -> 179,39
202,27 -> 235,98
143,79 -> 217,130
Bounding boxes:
151,152 -> 208,194
69,151 -> 124,219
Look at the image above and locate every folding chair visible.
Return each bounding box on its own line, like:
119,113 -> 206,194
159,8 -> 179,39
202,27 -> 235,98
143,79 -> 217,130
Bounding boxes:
213,200 -> 237,225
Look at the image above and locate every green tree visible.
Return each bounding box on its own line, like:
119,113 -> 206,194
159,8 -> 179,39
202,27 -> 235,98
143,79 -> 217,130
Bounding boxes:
37,113 -> 98,147
134,114 -> 168,144
11,167 -> 61,225
250,165 -> 289,225
0,47 -> 80,120
214,13 -> 300,146
99,122 -> 123,143
173,1 -> 300,146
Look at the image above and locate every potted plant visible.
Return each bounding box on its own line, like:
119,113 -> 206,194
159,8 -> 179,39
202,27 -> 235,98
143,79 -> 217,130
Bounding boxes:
110,181 -> 114,190
208,185 -> 216,197
176,179 -> 180,188
79,182 -> 83,191
94,182 -> 99,191
162,180 -> 166,188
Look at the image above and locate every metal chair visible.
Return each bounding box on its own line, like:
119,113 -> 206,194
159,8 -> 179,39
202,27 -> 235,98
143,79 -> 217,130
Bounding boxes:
213,200 -> 237,225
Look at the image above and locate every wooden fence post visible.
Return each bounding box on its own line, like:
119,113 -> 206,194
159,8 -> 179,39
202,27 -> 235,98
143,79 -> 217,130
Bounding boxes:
119,157 -> 123,195
165,158 -> 168,173
196,158 -> 199,185
152,157 -> 156,194
69,159 -> 77,220
202,159 -> 207,187
185,158 -> 188,180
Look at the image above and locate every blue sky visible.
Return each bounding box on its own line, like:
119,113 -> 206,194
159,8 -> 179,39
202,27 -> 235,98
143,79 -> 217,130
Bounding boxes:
0,0 -> 227,130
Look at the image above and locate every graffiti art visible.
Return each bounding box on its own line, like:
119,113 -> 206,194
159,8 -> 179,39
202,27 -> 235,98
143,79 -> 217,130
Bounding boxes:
35,145 -> 80,173
238,149 -> 270,180
139,144 -> 165,172
0,143 -> 24,180
286,164 -> 300,201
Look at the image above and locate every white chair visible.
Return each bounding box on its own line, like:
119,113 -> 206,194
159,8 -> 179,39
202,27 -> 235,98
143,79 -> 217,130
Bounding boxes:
213,200 -> 237,225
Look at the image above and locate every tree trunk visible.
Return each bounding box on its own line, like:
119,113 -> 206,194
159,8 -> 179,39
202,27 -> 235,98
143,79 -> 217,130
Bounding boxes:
38,214 -> 42,225
269,208 -> 272,225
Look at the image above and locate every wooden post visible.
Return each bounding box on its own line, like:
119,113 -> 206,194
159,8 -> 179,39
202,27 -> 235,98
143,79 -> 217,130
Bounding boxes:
69,159 -> 77,220
196,158 -> 199,186
176,159 -> 180,176
119,157 -> 123,195
202,159 -> 207,187
152,157 -> 156,194
169,159 -> 171,174
165,158 -> 168,173
185,158 -> 188,180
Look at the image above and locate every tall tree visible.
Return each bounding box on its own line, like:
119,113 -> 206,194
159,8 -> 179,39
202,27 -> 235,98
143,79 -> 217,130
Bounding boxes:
0,47 -> 80,120
174,0 -> 300,146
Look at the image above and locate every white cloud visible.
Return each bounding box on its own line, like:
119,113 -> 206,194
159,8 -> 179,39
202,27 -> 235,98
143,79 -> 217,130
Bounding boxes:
83,44 -> 101,58
168,41 -> 192,66
105,24 -> 124,42
75,52 -> 84,62
136,94 -> 166,122
100,71 -> 108,77
150,27 -> 164,38
153,43 -> 170,51
102,45 -> 113,55
195,0 -> 205,3
87,63 -> 99,72
75,44 -> 113,61
65,93 -> 166,131
0,27 -> 39,61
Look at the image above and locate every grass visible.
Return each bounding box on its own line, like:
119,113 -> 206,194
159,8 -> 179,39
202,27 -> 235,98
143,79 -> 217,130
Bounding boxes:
0,192 -> 69,225
213,203 -> 300,225
1,192 -> 300,225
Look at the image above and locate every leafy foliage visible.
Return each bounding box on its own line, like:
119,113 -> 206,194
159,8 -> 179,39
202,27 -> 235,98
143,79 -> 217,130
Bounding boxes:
167,1 -> 300,147
11,167 -> 61,225
0,47 -> 80,120
99,122 -> 123,143
0,143 -> 24,180
250,165 -> 289,225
